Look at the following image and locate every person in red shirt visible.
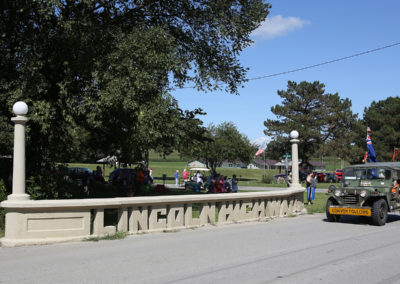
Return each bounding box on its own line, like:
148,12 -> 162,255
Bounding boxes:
219,177 -> 226,193
182,169 -> 189,183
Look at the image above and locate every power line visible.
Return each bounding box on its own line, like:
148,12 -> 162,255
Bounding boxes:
177,41 -> 400,89
248,41 -> 400,80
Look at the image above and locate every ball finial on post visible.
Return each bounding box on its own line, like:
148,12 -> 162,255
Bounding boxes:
12,101 -> 28,116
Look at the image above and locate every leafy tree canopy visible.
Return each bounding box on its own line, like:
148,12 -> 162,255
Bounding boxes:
264,81 -> 359,166
0,0 -> 271,173
184,122 -> 257,173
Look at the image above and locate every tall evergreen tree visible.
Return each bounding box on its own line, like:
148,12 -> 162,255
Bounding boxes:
264,81 -> 359,166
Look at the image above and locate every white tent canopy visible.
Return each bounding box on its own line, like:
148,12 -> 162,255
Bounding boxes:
96,155 -> 118,163
189,167 -> 210,171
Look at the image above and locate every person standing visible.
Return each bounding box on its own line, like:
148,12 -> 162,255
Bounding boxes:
96,165 -> 102,176
310,174 -> 317,205
82,171 -> 90,196
196,171 -> 203,185
306,172 -> 313,205
224,176 -> 231,193
148,168 -> 153,183
231,174 -> 238,193
219,177 -> 225,193
174,170 -> 179,187
182,168 -> 189,183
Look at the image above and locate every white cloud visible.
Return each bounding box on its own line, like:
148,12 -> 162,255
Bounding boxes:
252,15 -> 310,40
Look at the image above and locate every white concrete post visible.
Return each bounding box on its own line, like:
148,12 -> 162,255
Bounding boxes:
289,130 -> 302,189
8,101 -> 30,201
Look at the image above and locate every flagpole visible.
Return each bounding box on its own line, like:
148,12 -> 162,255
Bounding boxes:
263,148 -> 266,178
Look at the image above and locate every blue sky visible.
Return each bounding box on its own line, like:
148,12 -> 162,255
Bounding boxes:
172,0 -> 400,146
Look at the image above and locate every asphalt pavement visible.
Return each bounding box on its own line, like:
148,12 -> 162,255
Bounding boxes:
2,213 -> 400,283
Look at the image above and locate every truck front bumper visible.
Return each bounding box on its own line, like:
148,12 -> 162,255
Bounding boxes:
329,206 -> 371,216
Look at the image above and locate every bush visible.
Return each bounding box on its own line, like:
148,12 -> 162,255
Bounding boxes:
88,182 -> 118,198
261,172 -> 275,184
26,166 -> 85,200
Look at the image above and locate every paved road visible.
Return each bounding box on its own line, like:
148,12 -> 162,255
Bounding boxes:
2,213 -> 400,283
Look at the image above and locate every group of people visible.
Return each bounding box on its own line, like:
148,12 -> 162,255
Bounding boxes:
174,169 -> 194,186
111,167 -> 153,197
175,169 -> 239,193
305,172 -> 318,205
205,173 -> 239,193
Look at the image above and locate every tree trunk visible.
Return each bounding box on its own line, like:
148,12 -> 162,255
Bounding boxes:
144,150 -> 149,168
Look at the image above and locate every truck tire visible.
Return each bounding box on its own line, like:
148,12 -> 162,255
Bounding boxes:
326,198 -> 341,222
372,199 -> 388,226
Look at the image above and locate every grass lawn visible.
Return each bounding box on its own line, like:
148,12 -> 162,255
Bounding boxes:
304,192 -> 329,214
67,151 -> 347,187
67,162 -> 342,191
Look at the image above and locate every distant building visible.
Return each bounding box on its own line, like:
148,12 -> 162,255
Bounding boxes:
247,163 -> 259,169
187,160 -> 207,168
220,160 -> 247,168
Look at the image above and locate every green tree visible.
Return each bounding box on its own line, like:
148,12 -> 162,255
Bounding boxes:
362,97 -> 400,161
264,81 -> 359,167
186,122 -> 256,173
0,0 -> 271,174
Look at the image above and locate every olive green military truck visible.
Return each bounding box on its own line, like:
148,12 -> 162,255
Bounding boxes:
326,162 -> 400,226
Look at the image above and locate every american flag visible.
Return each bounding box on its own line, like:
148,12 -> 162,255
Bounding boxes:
255,147 -> 265,156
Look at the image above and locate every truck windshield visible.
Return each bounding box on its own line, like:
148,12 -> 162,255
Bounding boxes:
343,167 -> 391,180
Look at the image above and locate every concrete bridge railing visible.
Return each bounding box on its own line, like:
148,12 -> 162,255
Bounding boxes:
2,102 -> 306,247
1,189 -> 305,247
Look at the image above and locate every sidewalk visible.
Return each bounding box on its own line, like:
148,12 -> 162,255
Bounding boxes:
165,184 -> 317,192
239,185 -> 327,193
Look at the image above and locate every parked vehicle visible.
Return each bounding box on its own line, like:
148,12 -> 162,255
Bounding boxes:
67,167 -> 93,186
184,168 -> 211,192
274,173 -> 287,183
326,162 -> 400,226
312,172 -> 325,182
67,167 -> 105,184
68,167 -> 92,177
324,173 -> 338,183
275,170 -> 308,183
334,169 -> 343,180
109,168 -> 136,184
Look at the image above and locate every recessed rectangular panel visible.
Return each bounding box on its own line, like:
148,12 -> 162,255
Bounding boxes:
27,217 -> 84,232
